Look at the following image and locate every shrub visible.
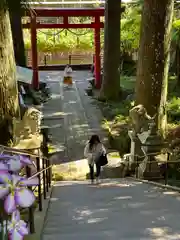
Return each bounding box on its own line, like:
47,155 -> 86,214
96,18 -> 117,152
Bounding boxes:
167,97 -> 180,123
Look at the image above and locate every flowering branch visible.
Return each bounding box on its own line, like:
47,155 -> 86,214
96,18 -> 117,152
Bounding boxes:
0,154 -> 39,239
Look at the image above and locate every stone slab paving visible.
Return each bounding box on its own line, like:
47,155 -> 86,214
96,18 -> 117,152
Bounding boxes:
62,84 -> 90,161
40,72 -> 68,162
42,179 -> 180,240
40,70 -> 112,178
41,70 -> 107,164
74,72 -> 108,145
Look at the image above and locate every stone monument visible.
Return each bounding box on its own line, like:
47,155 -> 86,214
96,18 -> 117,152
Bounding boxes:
128,105 -> 153,171
129,105 -> 162,179
137,121 -> 162,179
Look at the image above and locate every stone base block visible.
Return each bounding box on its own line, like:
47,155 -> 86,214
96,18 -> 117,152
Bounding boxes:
137,160 -> 161,180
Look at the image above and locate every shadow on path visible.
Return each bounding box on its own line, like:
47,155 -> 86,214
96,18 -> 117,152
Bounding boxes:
42,179 -> 180,239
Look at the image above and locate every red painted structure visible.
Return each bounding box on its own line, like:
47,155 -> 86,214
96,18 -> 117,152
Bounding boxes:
23,8 -> 104,89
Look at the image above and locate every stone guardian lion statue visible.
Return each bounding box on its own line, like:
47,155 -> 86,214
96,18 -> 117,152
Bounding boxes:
129,104 -> 155,134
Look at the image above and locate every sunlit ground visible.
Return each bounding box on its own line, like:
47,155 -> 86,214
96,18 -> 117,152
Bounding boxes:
43,179 -> 180,239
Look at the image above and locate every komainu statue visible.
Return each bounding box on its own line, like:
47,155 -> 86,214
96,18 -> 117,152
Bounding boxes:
13,107 -> 43,149
129,104 -> 154,134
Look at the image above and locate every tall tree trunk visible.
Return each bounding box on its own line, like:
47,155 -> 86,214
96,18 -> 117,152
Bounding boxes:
176,43 -> 180,86
99,0 -> 121,100
0,7 -> 20,145
8,0 -> 26,67
135,0 -> 174,134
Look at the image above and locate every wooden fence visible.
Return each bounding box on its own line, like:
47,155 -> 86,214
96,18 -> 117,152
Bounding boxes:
26,50 -> 94,66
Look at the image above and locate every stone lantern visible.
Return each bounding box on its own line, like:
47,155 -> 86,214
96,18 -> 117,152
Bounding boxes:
138,122 -> 163,180
128,104 -> 153,172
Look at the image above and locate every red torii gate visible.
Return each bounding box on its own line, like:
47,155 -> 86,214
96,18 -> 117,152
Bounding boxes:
23,8 -> 104,89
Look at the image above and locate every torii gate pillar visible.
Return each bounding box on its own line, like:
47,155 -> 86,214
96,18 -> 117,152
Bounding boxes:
30,15 -> 39,89
94,16 -> 101,89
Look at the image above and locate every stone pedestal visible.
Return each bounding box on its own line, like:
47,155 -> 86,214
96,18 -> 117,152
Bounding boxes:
129,105 -> 163,180
128,130 -> 144,171
137,156 -> 161,180
137,128 -> 162,180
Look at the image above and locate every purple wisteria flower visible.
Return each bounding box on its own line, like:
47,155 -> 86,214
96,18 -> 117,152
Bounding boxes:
0,172 -> 39,213
0,162 -> 8,171
0,154 -> 33,172
8,210 -> 29,240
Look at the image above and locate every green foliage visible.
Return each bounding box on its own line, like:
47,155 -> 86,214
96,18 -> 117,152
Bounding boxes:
167,97 -> 180,123
166,76 -> 180,124
22,1 -> 177,87
104,118 -> 130,157
173,19 -> 180,29
24,29 -> 95,52
23,4 -> 142,53
167,97 -> 180,111
120,75 -> 136,90
121,5 -> 141,52
112,126 -> 130,157
101,98 -> 132,156
172,19 -> 180,46
22,3 -> 179,57
52,172 -> 64,181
